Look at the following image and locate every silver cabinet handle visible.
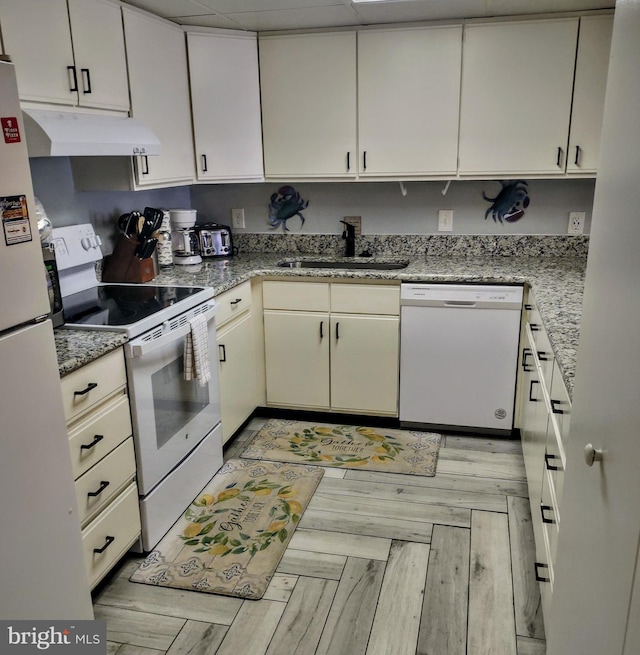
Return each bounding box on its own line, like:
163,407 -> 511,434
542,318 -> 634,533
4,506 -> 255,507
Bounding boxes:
584,443 -> 603,466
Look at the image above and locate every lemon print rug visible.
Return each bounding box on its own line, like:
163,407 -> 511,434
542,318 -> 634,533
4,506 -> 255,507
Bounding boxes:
130,459 -> 323,599
241,419 -> 442,476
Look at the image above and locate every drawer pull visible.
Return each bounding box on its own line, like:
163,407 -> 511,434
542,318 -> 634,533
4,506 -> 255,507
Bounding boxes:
74,382 -> 98,397
541,504 -> 556,524
545,453 -> 561,471
93,535 -> 115,554
87,480 -> 110,498
550,399 -> 565,415
320,321 -> 324,339
522,348 -> 534,372
335,321 -> 340,340
524,304 -> 533,310
535,561 -> 551,583
230,298 -> 242,306
537,351 -> 550,362
219,344 -> 227,363
530,323 -> 541,332
529,379 -> 540,402
80,434 -> 104,451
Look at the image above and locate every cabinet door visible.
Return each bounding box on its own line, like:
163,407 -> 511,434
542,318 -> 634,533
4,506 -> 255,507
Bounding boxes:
458,18 -> 578,176
0,0 -> 76,105
259,32 -> 357,178
264,310 -> 330,408
217,312 -> 258,444
330,314 -> 399,415
67,0 -> 129,112
123,8 -> 195,187
566,15 -> 614,174
358,25 -> 462,176
188,31 -> 263,181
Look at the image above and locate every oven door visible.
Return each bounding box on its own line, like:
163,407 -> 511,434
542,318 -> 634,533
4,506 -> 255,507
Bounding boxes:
124,301 -> 221,495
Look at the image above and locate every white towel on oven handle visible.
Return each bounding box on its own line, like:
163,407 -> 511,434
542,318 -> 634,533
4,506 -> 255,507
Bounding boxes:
183,314 -> 211,387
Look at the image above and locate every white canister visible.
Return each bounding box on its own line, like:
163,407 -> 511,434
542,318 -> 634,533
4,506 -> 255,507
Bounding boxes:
156,210 -> 173,267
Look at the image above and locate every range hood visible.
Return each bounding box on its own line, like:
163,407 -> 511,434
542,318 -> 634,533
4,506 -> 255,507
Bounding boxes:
22,108 -> 161,157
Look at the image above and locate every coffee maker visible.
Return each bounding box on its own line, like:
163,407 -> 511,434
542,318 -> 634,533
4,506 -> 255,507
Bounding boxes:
170,209 -> 202,266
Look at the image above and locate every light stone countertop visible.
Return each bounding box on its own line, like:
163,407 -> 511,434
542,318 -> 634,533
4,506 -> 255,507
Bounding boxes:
55,253 -> 586,397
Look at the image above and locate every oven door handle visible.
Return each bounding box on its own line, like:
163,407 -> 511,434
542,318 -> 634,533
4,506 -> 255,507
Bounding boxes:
126,306 -> 217,358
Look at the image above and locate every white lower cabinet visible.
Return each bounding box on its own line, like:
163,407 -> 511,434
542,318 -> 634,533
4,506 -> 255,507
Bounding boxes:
62,348 -> 141,589
215,281 -> 258,443
518,289 -> 571,623
263,280 -> 400,415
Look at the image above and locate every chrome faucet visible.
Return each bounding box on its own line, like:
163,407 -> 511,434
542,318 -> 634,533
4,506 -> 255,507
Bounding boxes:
340,220 -> 356,257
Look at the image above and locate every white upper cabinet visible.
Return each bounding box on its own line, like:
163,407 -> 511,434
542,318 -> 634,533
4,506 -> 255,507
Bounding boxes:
259,32 -> 357,179
187,31 -> 263,182
123,7 -> 195,188
0,0 -> 129,112
358,25 -> 462,177
458,18 -> 579,176
566,15 -> 614,175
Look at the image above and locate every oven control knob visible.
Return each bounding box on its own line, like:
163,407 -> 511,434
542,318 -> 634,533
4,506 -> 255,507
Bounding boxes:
81,237 -> 91,250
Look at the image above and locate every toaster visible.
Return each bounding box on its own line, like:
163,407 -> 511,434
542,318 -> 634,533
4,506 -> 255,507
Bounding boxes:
195,223 -> 235,257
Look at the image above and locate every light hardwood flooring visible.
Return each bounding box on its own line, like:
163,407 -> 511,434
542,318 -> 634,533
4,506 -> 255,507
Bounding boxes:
94,417 -> 546,655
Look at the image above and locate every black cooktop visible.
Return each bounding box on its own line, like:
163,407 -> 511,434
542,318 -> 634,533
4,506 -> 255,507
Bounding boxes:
62,284 -> 207,327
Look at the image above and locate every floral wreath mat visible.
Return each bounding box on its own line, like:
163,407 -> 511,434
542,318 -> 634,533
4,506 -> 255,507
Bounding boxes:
240,419 -> 442,477
130,458 -> 324,599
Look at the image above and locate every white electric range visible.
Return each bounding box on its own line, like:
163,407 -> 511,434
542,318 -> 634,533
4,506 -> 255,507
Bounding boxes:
52,224 -> 223,551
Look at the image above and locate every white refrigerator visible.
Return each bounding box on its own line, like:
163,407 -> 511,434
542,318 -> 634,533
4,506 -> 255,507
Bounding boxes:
0,59 -> 93,619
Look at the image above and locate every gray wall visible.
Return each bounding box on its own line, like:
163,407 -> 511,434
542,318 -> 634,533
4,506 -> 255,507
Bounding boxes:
29,157 -> 190,252
29,156 -> 596,248
191,179 -> 595,235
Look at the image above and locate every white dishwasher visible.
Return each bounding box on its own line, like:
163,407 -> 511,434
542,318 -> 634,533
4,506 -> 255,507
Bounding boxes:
399,283 -> 523,433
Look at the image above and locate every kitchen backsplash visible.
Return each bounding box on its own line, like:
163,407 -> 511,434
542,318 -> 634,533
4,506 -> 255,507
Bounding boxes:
234,233 -> 589,258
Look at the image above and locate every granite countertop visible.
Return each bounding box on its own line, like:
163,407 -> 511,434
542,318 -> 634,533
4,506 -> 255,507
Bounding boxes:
55,328 -> 129,377
55,253 -> 586,397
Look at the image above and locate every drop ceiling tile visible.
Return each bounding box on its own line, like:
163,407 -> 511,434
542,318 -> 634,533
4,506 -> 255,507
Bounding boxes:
122,0 -> 213,18
352,0 -> 485,24
198,0 -> 344,13
223,5 -> 361,31
173,13 -> 248,29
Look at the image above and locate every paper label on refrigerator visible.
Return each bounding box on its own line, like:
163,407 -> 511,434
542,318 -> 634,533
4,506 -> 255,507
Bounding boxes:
1,195 -> 33,245
1,116 -> 21,143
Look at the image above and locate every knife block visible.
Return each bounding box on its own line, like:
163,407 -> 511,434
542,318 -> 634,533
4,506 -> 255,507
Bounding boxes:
102,235 -> 155,283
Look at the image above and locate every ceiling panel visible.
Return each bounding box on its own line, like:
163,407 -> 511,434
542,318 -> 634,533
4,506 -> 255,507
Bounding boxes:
197,0 -> 345,13
122,0 -> 213,18
221,6 -> 361,31
124,0 -> 614,31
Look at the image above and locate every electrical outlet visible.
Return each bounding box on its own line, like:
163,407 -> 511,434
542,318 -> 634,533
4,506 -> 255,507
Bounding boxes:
568,211 -> 585,235
438,210 -> 453,232
342,216 -> 361,235
231,208 -> 245,229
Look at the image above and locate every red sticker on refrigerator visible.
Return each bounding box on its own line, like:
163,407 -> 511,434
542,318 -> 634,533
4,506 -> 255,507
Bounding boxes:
1,116 -> 21,143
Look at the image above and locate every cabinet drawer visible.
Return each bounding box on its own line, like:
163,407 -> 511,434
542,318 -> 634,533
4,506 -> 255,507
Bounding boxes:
330,283 -> 400,315
549,360 -> 572,454
541,468 -> 560,568
263,281 -> 329,311
82,482 -> 141,589
215,280 -> 252,328
68,394 -> 132,479
75,438 -> 137,526
61,349 -> 127,423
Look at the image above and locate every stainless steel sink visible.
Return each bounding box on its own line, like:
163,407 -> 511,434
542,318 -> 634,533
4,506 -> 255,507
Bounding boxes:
276,259 -> 409,270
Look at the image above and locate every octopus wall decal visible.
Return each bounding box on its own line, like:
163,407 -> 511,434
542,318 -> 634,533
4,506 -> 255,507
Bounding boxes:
268,185 -> 309,231
483,180 -> 530,224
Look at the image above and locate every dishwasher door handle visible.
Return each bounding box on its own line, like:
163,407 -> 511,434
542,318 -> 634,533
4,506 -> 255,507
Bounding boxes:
443,300 -> 477,307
